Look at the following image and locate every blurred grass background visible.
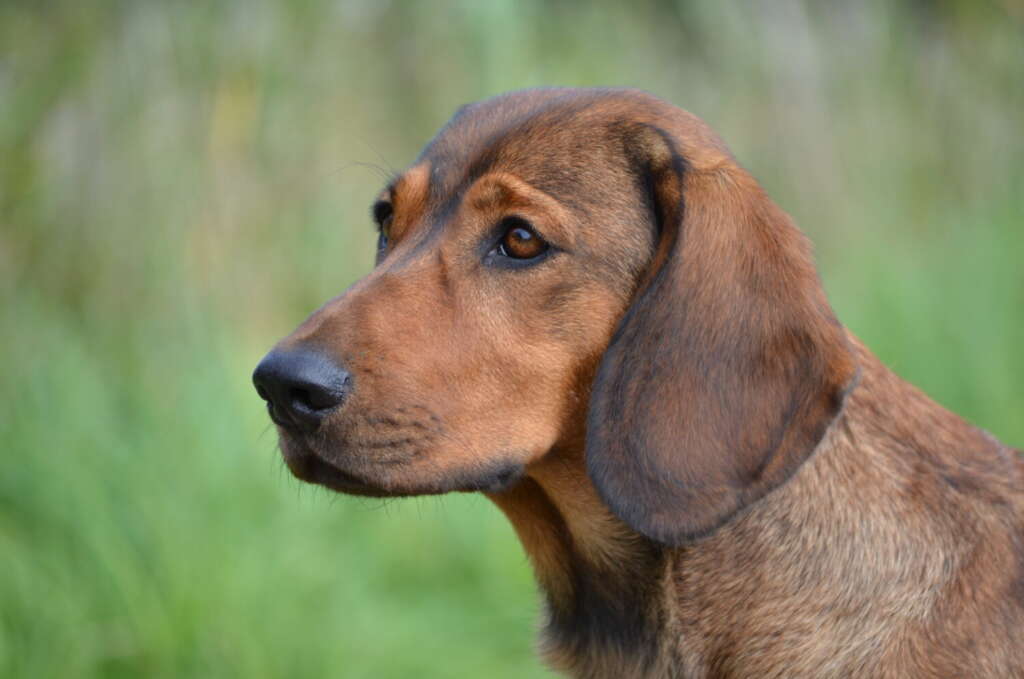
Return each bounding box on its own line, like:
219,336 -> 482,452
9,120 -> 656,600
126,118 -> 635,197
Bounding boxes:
1,1 -> 1021,677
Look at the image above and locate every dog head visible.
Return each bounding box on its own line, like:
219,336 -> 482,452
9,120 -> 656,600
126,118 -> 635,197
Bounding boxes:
253,88 -> 856,544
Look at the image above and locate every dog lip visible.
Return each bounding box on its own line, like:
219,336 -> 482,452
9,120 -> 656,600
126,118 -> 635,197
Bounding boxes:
309,462 -> 387,496
281,440 -> 396,497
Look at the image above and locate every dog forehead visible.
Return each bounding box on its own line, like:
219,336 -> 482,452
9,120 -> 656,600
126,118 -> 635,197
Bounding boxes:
413,90 -> 640,210
428,88 -> 608,158
414,88 -> 730,203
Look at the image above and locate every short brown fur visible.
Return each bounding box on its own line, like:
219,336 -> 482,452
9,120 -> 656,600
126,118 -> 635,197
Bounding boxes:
260,88 -> 1024,678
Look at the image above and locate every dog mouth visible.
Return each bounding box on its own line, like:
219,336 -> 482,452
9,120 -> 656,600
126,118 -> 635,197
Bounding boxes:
279,437 -> 399,498
276,433 -> 528,499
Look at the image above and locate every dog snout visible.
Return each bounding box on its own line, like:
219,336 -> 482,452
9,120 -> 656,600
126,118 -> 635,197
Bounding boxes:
253,348 -> 351,430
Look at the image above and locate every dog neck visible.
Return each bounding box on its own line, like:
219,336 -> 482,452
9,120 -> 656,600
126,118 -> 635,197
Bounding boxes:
490,341 -> 1022,677
487,446 -> 668,675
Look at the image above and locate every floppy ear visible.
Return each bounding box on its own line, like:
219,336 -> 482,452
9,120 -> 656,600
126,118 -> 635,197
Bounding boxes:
586,123 -> 858,545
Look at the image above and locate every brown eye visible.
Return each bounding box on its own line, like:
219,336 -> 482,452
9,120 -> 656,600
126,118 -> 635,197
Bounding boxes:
497,218 -> 548,260
372,200 -> 393,252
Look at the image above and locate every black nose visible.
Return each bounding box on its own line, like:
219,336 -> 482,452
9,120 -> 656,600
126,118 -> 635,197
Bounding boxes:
252,348 -> 351,430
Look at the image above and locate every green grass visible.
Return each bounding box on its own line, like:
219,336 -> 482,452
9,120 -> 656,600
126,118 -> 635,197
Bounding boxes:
1,1 -> 1022,677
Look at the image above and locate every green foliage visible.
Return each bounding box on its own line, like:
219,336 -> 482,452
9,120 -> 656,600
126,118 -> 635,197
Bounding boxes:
1,1 -> 1021,677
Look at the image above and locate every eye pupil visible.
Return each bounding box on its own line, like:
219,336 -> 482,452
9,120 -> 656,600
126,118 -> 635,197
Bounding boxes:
498,219 -> 547,260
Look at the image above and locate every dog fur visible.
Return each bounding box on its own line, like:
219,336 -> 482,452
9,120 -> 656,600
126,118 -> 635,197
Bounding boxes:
258,88 -> 1024,678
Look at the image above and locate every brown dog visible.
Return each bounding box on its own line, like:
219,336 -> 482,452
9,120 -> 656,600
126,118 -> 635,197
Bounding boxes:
253,88 -> 1024,678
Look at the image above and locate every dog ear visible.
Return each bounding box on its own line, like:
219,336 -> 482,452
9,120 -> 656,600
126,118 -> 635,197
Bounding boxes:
586,123 -> 858,545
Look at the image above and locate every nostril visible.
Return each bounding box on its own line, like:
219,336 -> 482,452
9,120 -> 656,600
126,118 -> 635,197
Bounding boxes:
289,379 -> 347,413
289,386 -> 322,413
289,387 -> 312,411
255,384 -> 271,402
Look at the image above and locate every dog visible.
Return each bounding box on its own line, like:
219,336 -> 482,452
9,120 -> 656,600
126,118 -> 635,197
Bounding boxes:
253,88 -> 1024,678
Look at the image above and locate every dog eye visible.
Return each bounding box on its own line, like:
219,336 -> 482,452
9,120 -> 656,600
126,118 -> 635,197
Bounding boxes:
372,201 -> 393,252
372,200 -> 393,228
496,217 -> 548,260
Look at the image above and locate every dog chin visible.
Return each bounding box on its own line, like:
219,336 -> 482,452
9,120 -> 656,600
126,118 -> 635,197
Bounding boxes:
279,440 -> 394,497
278,436 -> 526,497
